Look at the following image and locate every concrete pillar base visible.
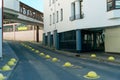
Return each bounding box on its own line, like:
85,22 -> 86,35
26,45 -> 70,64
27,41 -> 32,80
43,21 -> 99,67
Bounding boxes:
53,30 -> 59,50
76,29 -> 82,52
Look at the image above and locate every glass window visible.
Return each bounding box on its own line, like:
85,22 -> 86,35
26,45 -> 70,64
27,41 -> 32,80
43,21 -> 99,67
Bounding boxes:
70,1 -> 83,21
56,11 -> 59,23
115,0 -> 120,8
50,15 -> 52,25
70,2 -> 75,21
107,0 -> 120,11
52,0 -> 55,4
49,0 -> 51,6
3,26 -> 13,32
53,13 -> 55,24
60,9 -> 63,21
107,0 -> 114,11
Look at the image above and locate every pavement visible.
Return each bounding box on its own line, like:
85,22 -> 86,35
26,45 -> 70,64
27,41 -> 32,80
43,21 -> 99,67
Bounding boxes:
1,41 -> 18,80
23,41 -> 120,80
2,41 -> 120,80
31,41 -> 120,64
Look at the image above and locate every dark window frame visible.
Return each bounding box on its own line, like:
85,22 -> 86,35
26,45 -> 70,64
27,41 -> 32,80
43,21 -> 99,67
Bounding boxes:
56,11 -> 59,23
50,15 -> 52,25
60,8 -> 63,21
70,0 -> 83,21
107,0 -> 120,11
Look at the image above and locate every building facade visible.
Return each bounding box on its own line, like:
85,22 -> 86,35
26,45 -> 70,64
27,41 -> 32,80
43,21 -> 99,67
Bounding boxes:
3,23 -> 43,42
44,0 -> 120,53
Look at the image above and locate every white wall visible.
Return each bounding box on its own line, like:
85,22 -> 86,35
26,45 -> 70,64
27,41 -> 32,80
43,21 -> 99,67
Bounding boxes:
3,30 -> 43,42
44,0 -> 120,34
105,27 -> 120,53
4,0 -> 19,11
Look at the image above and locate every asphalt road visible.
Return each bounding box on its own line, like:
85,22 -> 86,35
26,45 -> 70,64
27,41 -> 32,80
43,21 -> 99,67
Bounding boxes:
8,41 -> 120,80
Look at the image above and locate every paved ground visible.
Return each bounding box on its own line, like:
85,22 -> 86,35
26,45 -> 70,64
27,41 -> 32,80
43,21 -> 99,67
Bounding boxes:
1,41 -> 18,80
8,41 -> 120,80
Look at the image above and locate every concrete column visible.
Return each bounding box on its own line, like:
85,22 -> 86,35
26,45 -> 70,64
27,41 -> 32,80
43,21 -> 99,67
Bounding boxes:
36,26 -> 39,42
47,32 -> 51,47
0,0 -> 3,57
13,25 -> 16,41
53,30 -> 59,49
93,32 -> 97,49
76,29 -> 82,52
75,0 -> 80,19
43,33 -> 45,45
33,25 -> 35,42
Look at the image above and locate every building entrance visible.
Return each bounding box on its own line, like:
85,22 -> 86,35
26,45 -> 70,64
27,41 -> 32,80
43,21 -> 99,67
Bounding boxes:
81,30 -> 104,52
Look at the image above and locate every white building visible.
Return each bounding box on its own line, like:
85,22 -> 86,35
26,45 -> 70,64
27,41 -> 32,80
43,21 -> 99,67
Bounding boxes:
44,0 -> 120,53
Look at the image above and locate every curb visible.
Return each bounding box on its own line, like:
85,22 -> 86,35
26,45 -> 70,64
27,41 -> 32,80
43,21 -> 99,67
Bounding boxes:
38,45 -> 120,65
5,60 -> 19,80
3,41 -> 19,80
38,45 -> 78,57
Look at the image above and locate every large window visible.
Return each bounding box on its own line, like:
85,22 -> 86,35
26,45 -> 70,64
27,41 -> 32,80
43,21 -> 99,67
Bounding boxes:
115,0 -> 120,8
53,13 -> 55,24
3,26 -> 13,32
60,9 -> 63,21
56,11 -> 59,23
107,0 -> 120,11
52,0 -> 55,4
49,0 -> 51,6
50,15 -> 52,25
70,0 -> 83,21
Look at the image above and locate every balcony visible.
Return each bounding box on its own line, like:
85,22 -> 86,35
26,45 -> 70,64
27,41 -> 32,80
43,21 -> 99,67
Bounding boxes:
69,14 -> 84,21
107,9 -> 120,19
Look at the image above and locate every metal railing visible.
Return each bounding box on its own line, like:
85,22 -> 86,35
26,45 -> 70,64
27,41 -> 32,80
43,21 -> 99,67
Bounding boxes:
69,13 -> 84,21
19,2 -> 43,22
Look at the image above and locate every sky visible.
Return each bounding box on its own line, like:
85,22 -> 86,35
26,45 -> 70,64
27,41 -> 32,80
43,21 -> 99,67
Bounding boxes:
19,0 -> 43,12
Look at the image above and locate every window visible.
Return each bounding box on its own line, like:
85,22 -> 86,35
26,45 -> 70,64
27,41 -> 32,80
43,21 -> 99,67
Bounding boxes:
52,0 -> 55,4
107,0 -> 120,11
56,11 -> 59,23
50,15 -> 52,25
60,9 -> 63,21
70,2 -> 75,21
70,1 -> 83,21
115,0 -> 120,8
107,0 -> 114,11
53,13 -> 55,24
49,0 -> 51,6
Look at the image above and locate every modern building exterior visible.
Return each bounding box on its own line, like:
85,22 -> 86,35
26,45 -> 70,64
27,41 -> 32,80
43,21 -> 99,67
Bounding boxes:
44,0 -> 120,53
3,0 -> 44,42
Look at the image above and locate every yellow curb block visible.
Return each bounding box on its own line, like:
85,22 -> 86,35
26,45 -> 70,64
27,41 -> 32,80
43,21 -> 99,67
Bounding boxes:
84,71 -> 100,79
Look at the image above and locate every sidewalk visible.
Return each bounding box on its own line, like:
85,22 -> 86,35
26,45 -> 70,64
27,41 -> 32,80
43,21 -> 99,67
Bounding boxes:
0,41 -> 18,80
31,42 -> 120,65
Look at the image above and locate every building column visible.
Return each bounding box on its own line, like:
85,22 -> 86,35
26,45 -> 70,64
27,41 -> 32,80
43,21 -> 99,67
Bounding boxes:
43,33 -> 46,45
53,30 -> 59,49
13,24 -> 16,41
75,0 -> 81,19
33,25 -> 35,42
36,26 -> 39,42
93,32 -> 97,50
0,0 -> 3,58
76,29 -> 82,52
47,32 -> 51,47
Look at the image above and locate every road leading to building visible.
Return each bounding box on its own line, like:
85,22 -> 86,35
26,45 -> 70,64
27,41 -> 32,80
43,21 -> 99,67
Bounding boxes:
8,41 -> 120,80
8,41 -> 82,80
